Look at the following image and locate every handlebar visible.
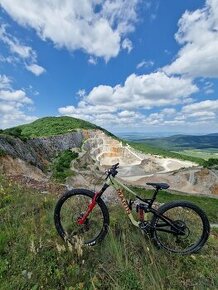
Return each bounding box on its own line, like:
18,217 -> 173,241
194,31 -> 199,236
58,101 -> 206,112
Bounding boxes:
105,162 -> 119,179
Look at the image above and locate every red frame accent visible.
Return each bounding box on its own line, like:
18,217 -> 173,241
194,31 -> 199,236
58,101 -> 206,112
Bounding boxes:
77,192 -> 99,225
138,208 -> 144,222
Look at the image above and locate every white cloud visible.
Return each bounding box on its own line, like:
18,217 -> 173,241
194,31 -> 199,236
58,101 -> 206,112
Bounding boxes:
182,99 -> 218,113
76,89 -> 86,98
122,38 -> 133,53
0,74 -> 11,89
25,64 -> 46,76
58,71 -> 199,129
88,56 -> 98,65
0,90 -> 32,104
0,24 -> 46,76
84,72 -> 198,109
0,0 -> 139,60
164,0 -> 218,78
136,60 -> 154,69
0,74 -> 37,128
0,24 -> 36,59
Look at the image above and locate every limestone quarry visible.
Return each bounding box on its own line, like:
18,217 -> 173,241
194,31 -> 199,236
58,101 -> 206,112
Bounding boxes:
84,130 -> 195,177
71,130 -> 218,196
0,129 -> 218,196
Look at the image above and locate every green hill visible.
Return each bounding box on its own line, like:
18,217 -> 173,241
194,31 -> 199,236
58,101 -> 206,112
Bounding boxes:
135,134 -> 218,151
0,175 -> 218,289
3,116 -> 114,139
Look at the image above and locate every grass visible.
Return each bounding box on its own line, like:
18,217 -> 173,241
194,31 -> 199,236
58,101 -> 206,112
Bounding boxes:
2,116 -> 117,139
175,149 -> 218,161
0,175 -> 218,289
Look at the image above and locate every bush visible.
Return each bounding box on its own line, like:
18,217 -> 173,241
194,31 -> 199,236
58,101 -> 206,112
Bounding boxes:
203,158 -> 218,169
52,150 -> 79,182
3,127 -> 27,141
0,149 -> 6,157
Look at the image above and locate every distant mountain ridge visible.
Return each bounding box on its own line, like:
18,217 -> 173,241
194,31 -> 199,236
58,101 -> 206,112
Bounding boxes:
133,133 -> 218,150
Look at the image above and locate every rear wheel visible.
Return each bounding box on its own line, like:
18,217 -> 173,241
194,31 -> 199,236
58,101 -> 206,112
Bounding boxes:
54,189 -> 109,246
151,201 -> 210,254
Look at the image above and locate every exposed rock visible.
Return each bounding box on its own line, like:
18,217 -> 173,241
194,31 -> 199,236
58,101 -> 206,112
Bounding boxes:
127,167 -> 218,197
0,155 -> 47,181
210,183 -> 218,195
0,135 -> 45,169
0,131 -> 84,170
140,158 -> 164,173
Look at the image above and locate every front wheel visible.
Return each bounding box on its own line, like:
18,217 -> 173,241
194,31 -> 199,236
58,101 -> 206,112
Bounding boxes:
150,201 -> 210,254
54,189 -> 109,246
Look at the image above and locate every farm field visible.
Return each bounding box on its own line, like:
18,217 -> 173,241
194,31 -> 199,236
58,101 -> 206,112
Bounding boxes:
175,149 -> 218,160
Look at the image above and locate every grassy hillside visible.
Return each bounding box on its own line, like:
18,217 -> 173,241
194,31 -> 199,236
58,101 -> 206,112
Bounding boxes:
135,134 -> 218,151
0,176 -> 218,289
3,116 -> 115,139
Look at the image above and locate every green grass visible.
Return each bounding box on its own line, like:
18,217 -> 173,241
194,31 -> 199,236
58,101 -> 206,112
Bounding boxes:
175,149 -> 218,161
0,176 -> 218,289
2,116 -> 115,139
128,141 -> 204,165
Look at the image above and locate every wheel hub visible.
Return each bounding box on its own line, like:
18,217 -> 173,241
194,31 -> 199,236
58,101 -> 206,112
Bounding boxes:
172,220 -> 190,239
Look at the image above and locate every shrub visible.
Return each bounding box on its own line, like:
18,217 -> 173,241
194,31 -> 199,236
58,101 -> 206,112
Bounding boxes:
52,150 -> 79,182
0,149 -> 6,157
203,158 -> 218,169
3,127 -> 27,141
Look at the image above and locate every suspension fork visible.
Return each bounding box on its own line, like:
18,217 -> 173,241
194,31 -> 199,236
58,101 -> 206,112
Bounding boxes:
77,183 -> 109,225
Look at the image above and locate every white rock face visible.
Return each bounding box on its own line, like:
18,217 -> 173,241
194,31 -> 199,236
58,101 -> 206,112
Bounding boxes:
85,131 -> 197,180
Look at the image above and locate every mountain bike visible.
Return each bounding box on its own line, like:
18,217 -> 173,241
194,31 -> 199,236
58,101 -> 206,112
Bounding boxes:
54,163 -> 210,254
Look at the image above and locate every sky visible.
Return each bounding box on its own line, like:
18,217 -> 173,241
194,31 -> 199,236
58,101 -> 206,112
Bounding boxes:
0,0 -> 218,134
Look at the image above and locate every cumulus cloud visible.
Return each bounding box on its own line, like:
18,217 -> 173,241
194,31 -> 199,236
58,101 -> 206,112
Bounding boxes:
164,0 -> 218,77
0,0 -> 139,60
58,71 -> 199,129
0,24 -> 46,76
56,1 -> 217,132
182,99 -> 218,114
0,74 -> 37,128
85,72 -> 198,109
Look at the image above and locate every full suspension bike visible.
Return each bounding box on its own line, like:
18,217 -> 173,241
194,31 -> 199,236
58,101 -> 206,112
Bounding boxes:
54,163 -> 210,254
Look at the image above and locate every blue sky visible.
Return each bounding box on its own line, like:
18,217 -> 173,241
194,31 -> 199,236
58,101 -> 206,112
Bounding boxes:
0,0 -> 218,134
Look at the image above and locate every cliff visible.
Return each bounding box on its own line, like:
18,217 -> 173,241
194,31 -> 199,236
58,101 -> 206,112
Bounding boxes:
0,131 -> 84,170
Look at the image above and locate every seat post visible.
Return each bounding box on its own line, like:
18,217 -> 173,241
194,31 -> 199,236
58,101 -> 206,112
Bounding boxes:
149,187 -> 159,206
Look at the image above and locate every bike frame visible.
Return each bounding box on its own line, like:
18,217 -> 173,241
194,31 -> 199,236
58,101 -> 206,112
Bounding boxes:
78,175 -> 184,235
